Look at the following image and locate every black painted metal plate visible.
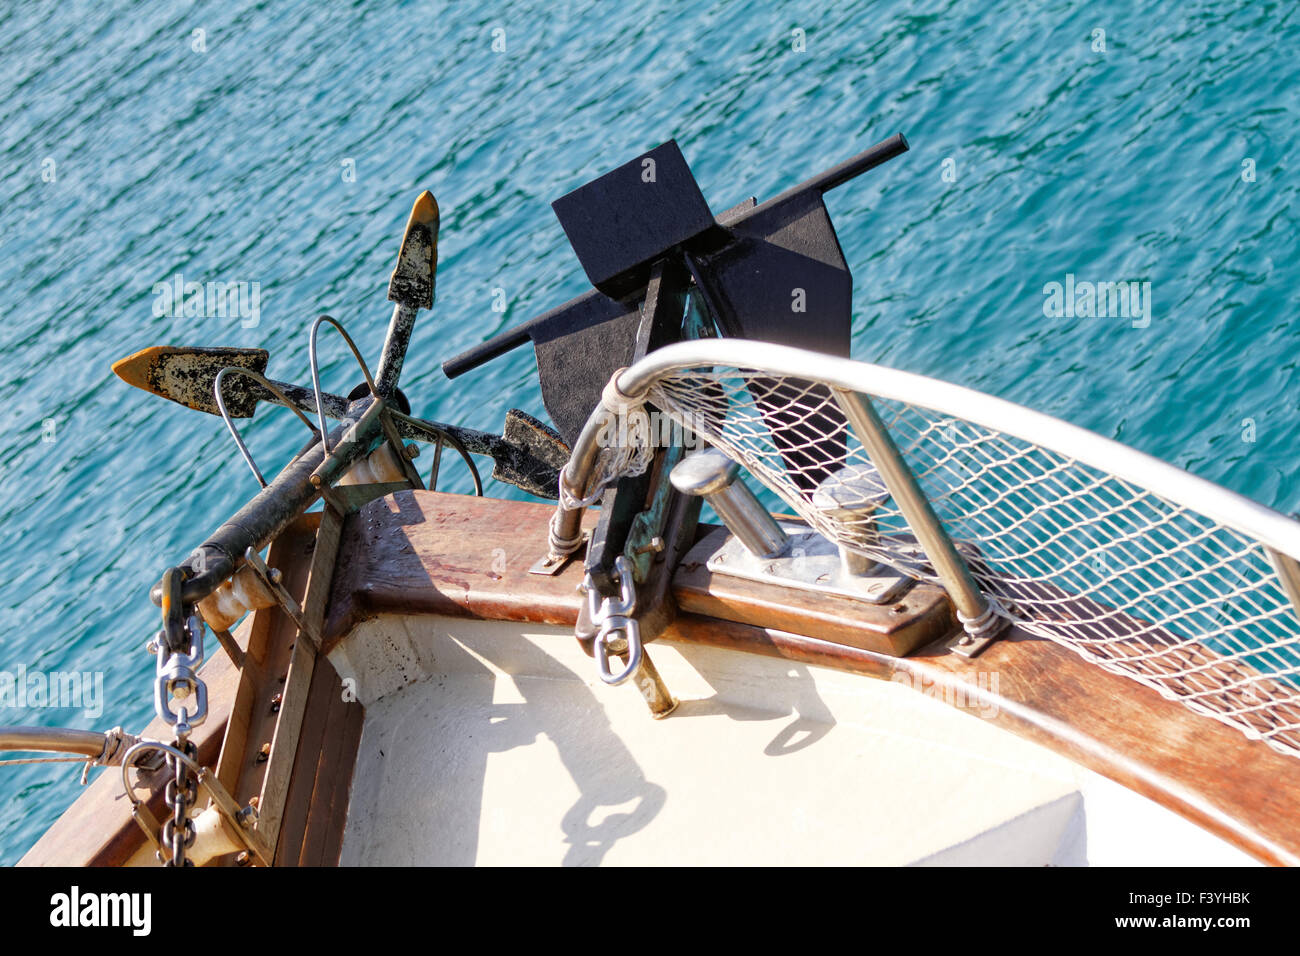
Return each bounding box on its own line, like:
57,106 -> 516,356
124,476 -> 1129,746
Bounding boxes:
551,140 -> 714,300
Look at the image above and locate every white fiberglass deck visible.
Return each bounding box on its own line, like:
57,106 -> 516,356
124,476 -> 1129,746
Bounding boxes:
328,614 -> 1255,866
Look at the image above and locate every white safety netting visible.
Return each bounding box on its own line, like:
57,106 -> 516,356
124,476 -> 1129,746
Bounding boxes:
594,366 -> 1300,757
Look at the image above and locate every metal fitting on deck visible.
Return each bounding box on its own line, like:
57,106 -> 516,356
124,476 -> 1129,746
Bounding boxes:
670,448 -> 788,559
811,464 -> 890,577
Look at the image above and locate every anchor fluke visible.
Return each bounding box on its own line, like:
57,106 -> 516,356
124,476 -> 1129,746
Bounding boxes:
387,190 -> 439,310
111,345 -> 270,418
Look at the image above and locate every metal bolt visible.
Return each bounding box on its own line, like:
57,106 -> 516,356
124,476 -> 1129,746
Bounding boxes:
405,443 -> 420,459
634,536 -> 665,555
235,851 -> 251,866
270,693 -> 282,713
268,567 -> 283,585
257,742 -> 271,763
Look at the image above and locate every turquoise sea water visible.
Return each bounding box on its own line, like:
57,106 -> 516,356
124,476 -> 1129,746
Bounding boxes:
0,0 -> 1297,863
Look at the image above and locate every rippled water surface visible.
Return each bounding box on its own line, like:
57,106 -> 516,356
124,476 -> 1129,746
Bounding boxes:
0,0 -> 1297,862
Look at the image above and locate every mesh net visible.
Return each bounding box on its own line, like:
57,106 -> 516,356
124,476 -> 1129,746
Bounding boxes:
622,367 -> 1300,758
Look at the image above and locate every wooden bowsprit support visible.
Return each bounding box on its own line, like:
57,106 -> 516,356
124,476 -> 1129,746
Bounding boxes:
210,482 -> 400,865
247,504 -> 341,855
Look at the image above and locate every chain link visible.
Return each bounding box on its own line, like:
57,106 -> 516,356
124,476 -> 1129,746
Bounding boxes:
583,555 -> 642,685
152,567 -> 208,867
158,738 -> 198,867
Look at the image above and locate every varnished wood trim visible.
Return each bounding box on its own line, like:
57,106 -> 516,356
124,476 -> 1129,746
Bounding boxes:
258,504 -> 347,854
275,644 -> 339,865
215,516 -> 320,813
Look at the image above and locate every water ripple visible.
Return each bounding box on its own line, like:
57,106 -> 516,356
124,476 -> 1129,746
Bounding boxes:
0,0 -> 1297,861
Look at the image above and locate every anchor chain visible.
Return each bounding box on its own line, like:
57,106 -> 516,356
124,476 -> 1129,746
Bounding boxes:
152,567 -> 209,867
160,738 -> 198,866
